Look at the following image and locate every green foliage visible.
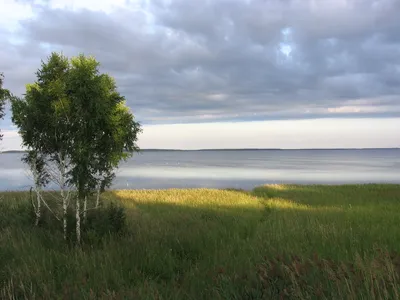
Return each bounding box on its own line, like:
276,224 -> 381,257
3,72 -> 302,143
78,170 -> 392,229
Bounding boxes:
1,185 -> 400,298
12,53 -> 70,154
0,73 -> 11,141
11,52 -> 141,197
84,202 -> 127,238
22,151 -> 50,187
61,53 -> 142,197
11,53 -> 71,191
11,52 -> 141,242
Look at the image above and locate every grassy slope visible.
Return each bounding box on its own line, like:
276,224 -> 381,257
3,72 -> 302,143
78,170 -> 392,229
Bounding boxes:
1,184 -> 400,299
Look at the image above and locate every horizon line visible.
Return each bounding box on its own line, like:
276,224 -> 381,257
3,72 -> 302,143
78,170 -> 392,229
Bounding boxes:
2,147 -> 399,153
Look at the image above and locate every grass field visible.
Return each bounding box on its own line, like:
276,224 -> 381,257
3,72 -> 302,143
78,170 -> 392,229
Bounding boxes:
1,184 -> 400,299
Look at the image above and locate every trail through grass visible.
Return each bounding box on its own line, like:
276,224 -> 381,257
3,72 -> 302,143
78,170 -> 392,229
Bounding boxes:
1,184 -> 399,299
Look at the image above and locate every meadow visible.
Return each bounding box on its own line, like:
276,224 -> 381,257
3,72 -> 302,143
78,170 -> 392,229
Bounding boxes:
1,184 -> 399,299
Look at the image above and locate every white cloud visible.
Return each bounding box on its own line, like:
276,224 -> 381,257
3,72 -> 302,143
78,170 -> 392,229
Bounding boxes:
0,0 -> 34,31
0,0 -> 141,32
45,0 -> 129,13
327,105 -> 400,114
1,130 -> 23,152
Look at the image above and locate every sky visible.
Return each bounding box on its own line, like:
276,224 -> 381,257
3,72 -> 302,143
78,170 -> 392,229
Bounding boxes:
0,0 -> 399,150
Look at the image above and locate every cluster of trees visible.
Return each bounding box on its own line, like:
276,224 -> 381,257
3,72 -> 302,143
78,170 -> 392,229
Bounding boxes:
1,52 -> 142,243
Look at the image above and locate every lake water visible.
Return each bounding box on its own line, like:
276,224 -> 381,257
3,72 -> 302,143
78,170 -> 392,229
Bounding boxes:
0,149 -> 399,191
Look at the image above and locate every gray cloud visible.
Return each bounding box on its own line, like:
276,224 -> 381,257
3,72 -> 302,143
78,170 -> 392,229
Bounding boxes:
1,0 -> 400,125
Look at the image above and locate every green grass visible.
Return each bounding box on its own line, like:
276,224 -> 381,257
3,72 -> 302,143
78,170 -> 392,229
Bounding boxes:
1,184 -> 400,299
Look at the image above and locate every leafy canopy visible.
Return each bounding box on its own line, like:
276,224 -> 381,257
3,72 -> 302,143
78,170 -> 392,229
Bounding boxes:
12,52 -> 142,196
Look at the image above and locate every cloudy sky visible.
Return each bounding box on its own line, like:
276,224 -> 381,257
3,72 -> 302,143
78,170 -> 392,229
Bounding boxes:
1,0 -> 399,150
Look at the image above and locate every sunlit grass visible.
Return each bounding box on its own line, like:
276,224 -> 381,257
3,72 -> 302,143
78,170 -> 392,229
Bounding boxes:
1,184 -> 400,299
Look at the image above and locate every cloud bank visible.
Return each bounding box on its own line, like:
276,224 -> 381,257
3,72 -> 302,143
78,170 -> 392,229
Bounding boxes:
1,0 -> 399,124
0,0 -> 399,149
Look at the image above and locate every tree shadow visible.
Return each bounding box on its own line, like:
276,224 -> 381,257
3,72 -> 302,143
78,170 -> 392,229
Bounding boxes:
105,187 -> 400,257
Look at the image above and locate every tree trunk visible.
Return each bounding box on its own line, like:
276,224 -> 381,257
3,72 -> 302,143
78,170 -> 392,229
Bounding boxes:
96,185 -> 101,208
34,189 -> 41,226
32,166 -> 41,227
83,196 -> 87,224
76,197 -> 81,244
59,154 -> 68,240
63,196 -> 67,240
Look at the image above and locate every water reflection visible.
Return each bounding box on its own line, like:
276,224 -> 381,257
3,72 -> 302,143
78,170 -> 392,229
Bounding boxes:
1,149 -> 399,191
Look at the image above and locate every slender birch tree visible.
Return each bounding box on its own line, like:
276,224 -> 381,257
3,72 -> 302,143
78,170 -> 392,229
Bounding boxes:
12,53 -> 72,236
64,54 -> 141,242
23,150 -> 50,226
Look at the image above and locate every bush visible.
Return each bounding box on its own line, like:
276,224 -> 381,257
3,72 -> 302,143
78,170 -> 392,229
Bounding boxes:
1,195 -> 128,245
84,202 -> 127,238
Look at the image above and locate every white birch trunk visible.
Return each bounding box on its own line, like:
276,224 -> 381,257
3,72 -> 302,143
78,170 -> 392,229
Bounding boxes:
34,189 -> 41,226
83,196 -> 87,224
59,155 -> 68,240
76,197 -> 81,244
32,164 -> 41,226
62,195 -> 67,240
95,184 -> 101,208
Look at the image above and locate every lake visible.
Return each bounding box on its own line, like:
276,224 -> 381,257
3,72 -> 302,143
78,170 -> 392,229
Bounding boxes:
0,149 -> 399,191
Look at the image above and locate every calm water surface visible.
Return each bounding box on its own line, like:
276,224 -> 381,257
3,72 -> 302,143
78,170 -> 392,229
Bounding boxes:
0,149 -> 399,191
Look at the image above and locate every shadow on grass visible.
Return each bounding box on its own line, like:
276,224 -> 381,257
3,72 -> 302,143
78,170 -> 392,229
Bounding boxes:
108,188 -> 400,258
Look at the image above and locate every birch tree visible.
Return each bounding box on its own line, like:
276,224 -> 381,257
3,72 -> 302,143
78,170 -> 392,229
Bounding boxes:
11,52 -> 141,244
11,53 -> 73,238
23,150 -> 51,226
64,54 -> 141,242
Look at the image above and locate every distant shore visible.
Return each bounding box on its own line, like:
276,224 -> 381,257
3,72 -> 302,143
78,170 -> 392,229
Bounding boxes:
1,147 -> 399,154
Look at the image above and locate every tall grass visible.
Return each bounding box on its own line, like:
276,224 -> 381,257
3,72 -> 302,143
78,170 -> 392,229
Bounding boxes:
1,184 -> 399,299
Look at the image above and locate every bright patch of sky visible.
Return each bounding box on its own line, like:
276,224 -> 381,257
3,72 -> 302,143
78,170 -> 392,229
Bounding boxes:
279,27 -> 293,57
2,118 -> 399,151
